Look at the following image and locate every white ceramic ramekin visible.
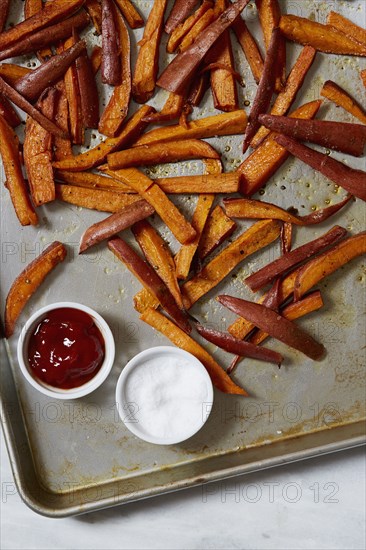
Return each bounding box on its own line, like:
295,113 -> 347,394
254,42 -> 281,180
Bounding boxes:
17,302 -> 115,400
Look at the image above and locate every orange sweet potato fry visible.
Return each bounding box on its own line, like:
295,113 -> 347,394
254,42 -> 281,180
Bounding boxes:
256,0 -> 286,92
0,94 -> 21,127
140,307 -> 249,396
61,35 -> 84,145
24,88 -> 56,206
167,1 -> 213,53
197,204 -> 236,260
107,139 -> 219,169
178,8 -> 215,52
142,91 -> 185,124
52,105 -> 154,171
361,70 -> 366,89
132,0 -> 167,103
0,64 -> 31,86
238,100 -> 321,196
321,80 -> 366,125
181,220 -> 281,309
4,241 -> 67,338
24,0 -> 53,61
105,168 -> 196,244
53,81 -> 73,161
155,172 -> 239,194
279,15 -> 366,56
85,0 -> 102,34
250,45 -> 317,148
113,0 -> 144,29
98,2 -> 131,137
232,15 -> 264,84
91,45 -> 102,74
327,11 -> 366,47
294,232 -> 366,301
55,184 -> 141,212
55,169 -> 134,193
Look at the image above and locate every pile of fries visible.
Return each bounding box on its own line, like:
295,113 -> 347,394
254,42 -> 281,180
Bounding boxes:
1,0 -> 365,396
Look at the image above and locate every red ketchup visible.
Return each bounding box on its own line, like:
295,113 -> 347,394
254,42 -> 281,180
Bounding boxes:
27,308 -> 105,389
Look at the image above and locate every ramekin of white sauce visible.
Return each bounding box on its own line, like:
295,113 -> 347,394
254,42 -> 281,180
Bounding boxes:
115,346 -> 214,445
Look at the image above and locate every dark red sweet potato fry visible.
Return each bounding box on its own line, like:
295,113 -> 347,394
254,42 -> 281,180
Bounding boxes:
0,76 -> 67,138
218,295 -> 325,360
108,237 -> 191,334
0,0 -> 10,32
157,0 -> 250,94
256,0 -> 285,92
0,94 -> 21,127
245,225 -> 347,292
85,0 -> 102,34
275,135 -> 366,202
73,30 -> 99,129
195,323 -> 283,366
259,115 -> 366,157
79,200 -> 154,253
101,0 -> 121,86
242,27 -> 281,153
113,0 -> 144,29
165,0 -> 199,34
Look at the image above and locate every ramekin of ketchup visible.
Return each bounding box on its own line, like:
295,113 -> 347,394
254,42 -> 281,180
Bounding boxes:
17,302 -> 115,399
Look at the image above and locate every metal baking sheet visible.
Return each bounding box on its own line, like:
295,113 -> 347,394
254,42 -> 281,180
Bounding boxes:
1,0 -> 365,517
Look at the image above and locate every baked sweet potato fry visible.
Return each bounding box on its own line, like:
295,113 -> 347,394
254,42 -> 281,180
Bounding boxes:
244,225 -> 347,292
0,0 -> 86,51
53,82 -> 73,161
181,220 -> 281,309
85,0 -> 102,34
0,114 -> 38,226
223,195 -> 353,226
55,169 -> 134,192
0,0 -> 10,33
24,0 -> 52,62
107,139 -> 219,169
251,46 -> 317,148
327,11 -> 366,47
0,64 -> 30,85
232,15 -> 263,84
279,15 -> 366,56
105,168 -> 196,244
165,0 -> 199,34
24,88 -> 56,206
113,0 -> 144,29
256,0 -> 286,92
52,105 -> 154,171
238,100 -> 321,196
140,307 -> 248,395
132,0 -> 167,103
167,1 -> 212,53
73,30 -> 99,129
186,73 -> 210,108
320,80 -> 366,125
197,205 -> 236,260
142,92 -> 185,124
361,70 -> 366,89
108,237 -> 191,333
101,0 -> 121,86
155,173 -> 239,194
91,45 -> 102,74
0,94 -> 21,127
258,115 -> 366,157
132,220 -> 183,309
275,135 -> 366,202
178,8 -> 215,53
133,110 -> 247,146
4,241 -> 67,338
98,2 -> 131,136
294,232 -> 366,301
60,35 -> 83,145
79,200 -> 154,253
157,0 -> 250,94
56,184 -> 140,212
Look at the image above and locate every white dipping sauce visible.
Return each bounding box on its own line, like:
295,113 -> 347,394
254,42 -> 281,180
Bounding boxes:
117,347 -> 214,444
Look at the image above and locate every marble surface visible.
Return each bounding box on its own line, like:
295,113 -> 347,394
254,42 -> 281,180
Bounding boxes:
1,435 -> 365,550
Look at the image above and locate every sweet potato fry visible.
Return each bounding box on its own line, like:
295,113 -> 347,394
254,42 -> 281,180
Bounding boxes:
223,195 -> 353,226
0,0 -> 86,51
133,110 -> 247,146
60,35 -> 83,145
132,0 -> 167,103
4,241 -> 67,338
101,0 -> 121,86
155,173 -> 239,194
0,11 -> 90,62
98,2 -> 131,136
73,30 -> 99,129
256,0 -> 286,92
258,115 -> 366,157
0,114 -> 38,226
157,0 -> 250,94
140,307 -> 248,395
197,205 -> 236,260
53,105 -> 154,171
56,184 -> 140,212
0,76 -> 67,138
238,99 -> 321,196
105,168 -> 196,244
108,237 -> 191,333
186,72 -> 210,108
218,295 -> 325,360
55,170 -> 134,192
242,27 -> 281,153
327,11 -> 366,47
181,220 -> 280,309
165,0 -> 199,33
244,225 -> 347,292
53,82 -> 73,161
275,135 -> 366,202
232,15 -> 264,84
113,0 -> 144,29
132,221 -> 183,309
0,0 -> 10,33
107,139 -> 219,169
14,41 -> 86,102
0,64 -> 30,85
279,15 -> 366,56
23,0 -> 52,61
91,45 -> 102,74
79,200 -> 154,253
85,0 -> 102,34
178,8 -> 215,52
24,88 -> 56,206
251,46 -> 317,148
167,1 -> 212,53
320,80 -> 366,125
361,70 -> 366,89
294,232 -> 366,301
142,92 -> 185,124
0,94 -> 21,127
